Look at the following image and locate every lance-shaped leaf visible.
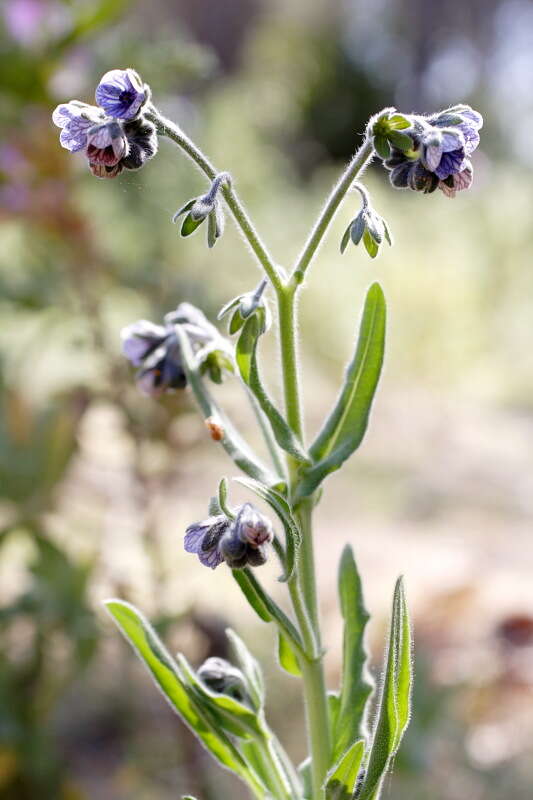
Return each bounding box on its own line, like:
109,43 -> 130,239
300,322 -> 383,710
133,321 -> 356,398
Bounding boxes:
234,477 -> 302,582
226,628 -> 265,711
296,283 -> 386,499
357,577 -> 413,800
105,600 -> 264,795
236,315 -> 309,464
175,326 -> 280,488
324,739 -> 365,800
232,568 -> 305,660
176,653 -> 264,739
333,545 -> 374,761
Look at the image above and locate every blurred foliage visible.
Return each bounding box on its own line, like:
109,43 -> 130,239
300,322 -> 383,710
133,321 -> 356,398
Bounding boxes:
1,0 -> 533,798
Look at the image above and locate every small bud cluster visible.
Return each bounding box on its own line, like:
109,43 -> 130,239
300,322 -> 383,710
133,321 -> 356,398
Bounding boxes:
341,184 -> 392,259
173,173 -> 229,248
370,105 -> 483,198
184,502 -> 274,570
121,302 -> 233,396
218,278 -> 272,334
52,68 -> 157,179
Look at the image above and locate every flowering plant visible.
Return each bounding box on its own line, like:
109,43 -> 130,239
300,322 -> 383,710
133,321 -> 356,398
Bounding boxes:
53,69 -> 483,800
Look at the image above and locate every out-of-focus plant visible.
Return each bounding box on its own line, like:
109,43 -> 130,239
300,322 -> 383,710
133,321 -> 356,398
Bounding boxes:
52,66 -> 483,800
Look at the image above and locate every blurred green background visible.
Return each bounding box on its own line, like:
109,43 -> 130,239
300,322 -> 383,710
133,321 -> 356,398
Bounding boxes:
1,0 -> 533,798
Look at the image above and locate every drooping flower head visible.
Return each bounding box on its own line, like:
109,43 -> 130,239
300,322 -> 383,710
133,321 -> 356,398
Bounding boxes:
184,502 -> 274,570
121,303 -> 232,396
95,68 -> 146,120
52,69 -> 156,179
372,105 -> 483,198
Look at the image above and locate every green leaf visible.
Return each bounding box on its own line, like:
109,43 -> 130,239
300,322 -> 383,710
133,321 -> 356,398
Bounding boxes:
340,222 -> 352,254
236,316 -> 309,463
207,210 -> 218,248
328,691 -> 341,738
387,114 -> 411,130
232,569 -> 273,622
363,229 -> 379,259
234,476 -> 302,582
357,578 -> 413,800
172,198 -> 195,222
333,546 -> 373,761
175,326 -> 280,488
217,476 -> 235,519
387,130 -> 413,151
232,568 -> 305,660
226,628 -> 265,710
373,135 -> 391,160
230,307 -> 246,334
325,739 -> 365,800
105,600 -> 262,793
177,653 -> 264,738
181,213 -> 204,237
350,214 -> 366,246
297,284 -> 386,498
277,631 -> 301,676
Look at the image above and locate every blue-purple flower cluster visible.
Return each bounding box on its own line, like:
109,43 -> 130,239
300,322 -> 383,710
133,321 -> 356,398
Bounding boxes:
184,503 -> 273,570
379,105 -> 483,197
121,303 -> 233,396
52,69 -> 156,178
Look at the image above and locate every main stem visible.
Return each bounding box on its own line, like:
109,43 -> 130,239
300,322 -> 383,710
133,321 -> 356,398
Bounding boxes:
146,109 -> 284,294
277,284 -> 331,799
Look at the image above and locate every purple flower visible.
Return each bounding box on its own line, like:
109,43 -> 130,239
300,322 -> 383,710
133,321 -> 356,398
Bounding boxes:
382,104 -> 483,198
86,120 -> 127,167
121,320 -> 167,366
95,69 -> 146,120
184,503 -> 273,570
121,303 -> 231,396
184,515 -> 230,569
52,101 -> 103,152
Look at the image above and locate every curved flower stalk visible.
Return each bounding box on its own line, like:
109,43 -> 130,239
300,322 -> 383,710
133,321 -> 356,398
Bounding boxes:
54,68 -> 483,800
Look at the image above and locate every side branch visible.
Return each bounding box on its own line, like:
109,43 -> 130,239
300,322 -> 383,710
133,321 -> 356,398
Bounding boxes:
146,108 -> 284,293
290,138 -> 374,286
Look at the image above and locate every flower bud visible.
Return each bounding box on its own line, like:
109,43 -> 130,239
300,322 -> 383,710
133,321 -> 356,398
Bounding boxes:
197,657 -> 249,704
218,279 -> 271,335
173,173 -> 229,247
341,193 -> 392,260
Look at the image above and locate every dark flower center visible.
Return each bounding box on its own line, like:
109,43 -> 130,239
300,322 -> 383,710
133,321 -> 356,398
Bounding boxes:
119,89 -> 135,107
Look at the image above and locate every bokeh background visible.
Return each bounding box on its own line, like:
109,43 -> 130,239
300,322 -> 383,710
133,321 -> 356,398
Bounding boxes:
2,0 -> 533,798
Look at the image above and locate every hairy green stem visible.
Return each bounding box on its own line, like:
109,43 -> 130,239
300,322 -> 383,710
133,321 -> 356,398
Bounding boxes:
290,138 -> 374,286
147,109 -> 284,293
277,285 -> 332,798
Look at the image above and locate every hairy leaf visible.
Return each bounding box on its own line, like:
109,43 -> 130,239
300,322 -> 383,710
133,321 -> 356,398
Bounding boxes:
105,600 -> 263,793
297,283 -> 386,498
333,545 -> 373,761
357,578 -> 413,800
325,740 -> 365,800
